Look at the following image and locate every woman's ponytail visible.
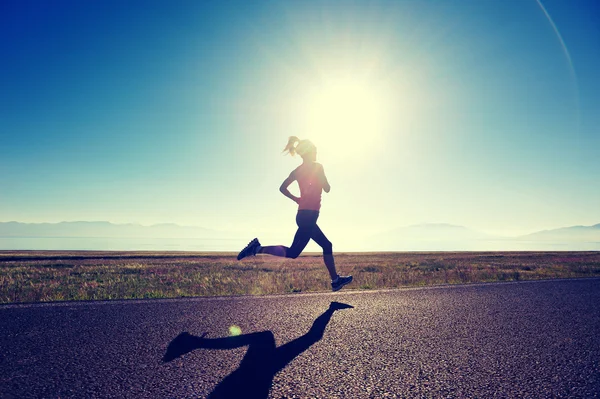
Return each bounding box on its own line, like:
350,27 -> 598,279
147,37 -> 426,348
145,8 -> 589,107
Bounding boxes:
283,136 -> 300,156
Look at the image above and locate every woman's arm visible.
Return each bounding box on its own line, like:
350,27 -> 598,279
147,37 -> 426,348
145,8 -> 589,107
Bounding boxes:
319,164 -> 331,193
280,174 -> 300,203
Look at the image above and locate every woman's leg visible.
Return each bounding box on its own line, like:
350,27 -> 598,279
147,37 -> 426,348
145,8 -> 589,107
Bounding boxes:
258,245 -> 287,257
311,224 -> 338,280
258,211 -> 314,258
259,226 -> 312,258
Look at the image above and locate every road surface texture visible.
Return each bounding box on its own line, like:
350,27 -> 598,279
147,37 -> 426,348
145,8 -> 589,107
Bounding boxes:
1,278 -> 599,398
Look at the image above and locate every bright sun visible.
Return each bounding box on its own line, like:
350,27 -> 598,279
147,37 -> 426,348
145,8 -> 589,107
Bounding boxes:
299,75 -> 391,162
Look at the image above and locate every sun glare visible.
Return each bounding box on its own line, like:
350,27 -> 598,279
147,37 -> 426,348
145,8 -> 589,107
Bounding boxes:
300,75 -> 391,162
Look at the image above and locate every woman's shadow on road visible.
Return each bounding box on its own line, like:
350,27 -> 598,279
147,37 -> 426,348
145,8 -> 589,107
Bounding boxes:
163,301 -> 353,399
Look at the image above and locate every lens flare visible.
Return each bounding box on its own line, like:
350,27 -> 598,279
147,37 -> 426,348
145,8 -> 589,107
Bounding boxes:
229,325 -> 242,336
535,0 -> 580,132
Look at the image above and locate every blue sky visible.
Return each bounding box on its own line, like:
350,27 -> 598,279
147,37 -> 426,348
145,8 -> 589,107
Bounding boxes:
1,0 -> 599,246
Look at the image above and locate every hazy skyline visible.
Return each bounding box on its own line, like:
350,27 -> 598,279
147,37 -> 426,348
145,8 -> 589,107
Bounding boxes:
2,1 -> 600,250
2,220 -> 599,252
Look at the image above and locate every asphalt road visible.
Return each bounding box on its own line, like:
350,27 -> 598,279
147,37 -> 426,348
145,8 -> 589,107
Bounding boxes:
1,279 -> 599,398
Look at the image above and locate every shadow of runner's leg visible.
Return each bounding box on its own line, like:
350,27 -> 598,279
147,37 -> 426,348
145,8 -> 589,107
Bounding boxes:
163,331 -> 277,399
273,302 -> 354,372
163,302 -> 353,399
163,331 -> 275,362
208,331 -> 277,399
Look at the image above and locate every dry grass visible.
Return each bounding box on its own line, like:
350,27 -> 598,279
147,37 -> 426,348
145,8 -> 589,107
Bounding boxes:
1,251 -> 600,304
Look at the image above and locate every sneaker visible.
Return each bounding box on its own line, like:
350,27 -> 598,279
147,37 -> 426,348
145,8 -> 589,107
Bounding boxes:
237,238 -> 261,260
331,275 -> 353,292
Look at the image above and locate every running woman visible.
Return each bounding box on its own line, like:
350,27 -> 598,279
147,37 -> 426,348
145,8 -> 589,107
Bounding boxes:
237,136 -> 353,292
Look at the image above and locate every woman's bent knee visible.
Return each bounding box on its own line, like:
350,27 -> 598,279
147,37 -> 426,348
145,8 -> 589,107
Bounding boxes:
286,249 -> 301,259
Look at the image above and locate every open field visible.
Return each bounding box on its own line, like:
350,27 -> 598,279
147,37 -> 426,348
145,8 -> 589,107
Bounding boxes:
1,251 -> 600,304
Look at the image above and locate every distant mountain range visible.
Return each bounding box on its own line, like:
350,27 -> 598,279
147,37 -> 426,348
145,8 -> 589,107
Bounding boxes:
0,221 -> 232,239
519,223 -> 600,242
0,221 -> 599,251
364,223 -> 600,251
0,221 -> 248,251
365,223 -> 495,251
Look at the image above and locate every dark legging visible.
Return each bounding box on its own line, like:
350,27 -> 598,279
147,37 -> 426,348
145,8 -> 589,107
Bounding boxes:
284,210 -> 332,258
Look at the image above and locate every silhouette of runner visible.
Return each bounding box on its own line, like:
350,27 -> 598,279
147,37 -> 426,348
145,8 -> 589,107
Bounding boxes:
163,301 -> 353,399
237,137 -> 353,292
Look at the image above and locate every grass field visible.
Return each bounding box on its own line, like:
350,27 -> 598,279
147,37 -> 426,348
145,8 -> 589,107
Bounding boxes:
1,251 -> 600,304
